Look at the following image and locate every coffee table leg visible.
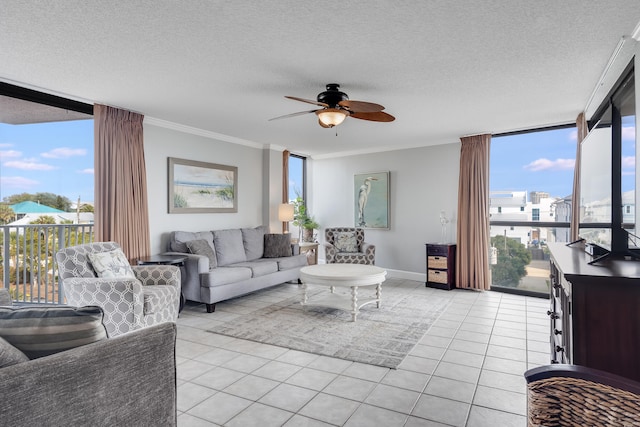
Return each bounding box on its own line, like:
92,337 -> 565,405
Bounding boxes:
376,283 -> 382,308
351,286 -> 358,322
301,282 -> 308,306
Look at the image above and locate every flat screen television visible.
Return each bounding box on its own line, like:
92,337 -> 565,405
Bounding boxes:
578,65 -> 635,261
578,115 -> 614,252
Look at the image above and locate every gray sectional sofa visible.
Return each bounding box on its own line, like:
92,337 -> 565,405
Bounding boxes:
164,226 -> 307,312
0,322 -> 177,426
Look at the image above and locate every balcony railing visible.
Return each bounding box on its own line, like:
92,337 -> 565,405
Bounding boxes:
1,224 -> 94,305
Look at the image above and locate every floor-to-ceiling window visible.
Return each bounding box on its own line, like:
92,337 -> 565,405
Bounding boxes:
489,126 -> 576,297
287,154 -> 306,203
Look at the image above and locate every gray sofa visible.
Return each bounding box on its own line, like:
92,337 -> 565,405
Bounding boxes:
164,226 -> 308,312
0,322 -> 177,427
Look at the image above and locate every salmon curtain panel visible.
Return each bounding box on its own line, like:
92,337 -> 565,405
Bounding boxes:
94,104 -> 150,261
570,112 -> 588,241
282,150 -> 290,233
456,134 -> 491,290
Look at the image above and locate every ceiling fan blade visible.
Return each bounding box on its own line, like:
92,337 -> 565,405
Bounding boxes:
350,111 -> 395,122
285,96 -> 329,108
339,99 -> 385,113
318,118 -> 330,128
268,109 -> 319,121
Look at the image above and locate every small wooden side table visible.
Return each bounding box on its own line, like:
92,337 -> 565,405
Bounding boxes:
137,255 -> 187,312
299,242 -> 319,265
425,243 -> 456,290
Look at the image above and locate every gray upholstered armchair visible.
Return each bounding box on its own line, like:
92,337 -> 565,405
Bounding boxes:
324,227 -> 375,265
56,242 -> 181,337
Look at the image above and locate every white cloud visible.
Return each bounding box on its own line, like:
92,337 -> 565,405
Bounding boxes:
0,176 -> 39,188
568,129 -> 577,142
0,143 -> 13,148
622,126 -> 635,141
41,147 -> 87,159
78,168 -> 94,175
523,158 -> 575,172
622,155 -> 635,169
0,150 -> 22,159
4,160 -> 57,171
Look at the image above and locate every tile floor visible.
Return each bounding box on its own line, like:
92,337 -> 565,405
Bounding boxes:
175,278 -> 549,426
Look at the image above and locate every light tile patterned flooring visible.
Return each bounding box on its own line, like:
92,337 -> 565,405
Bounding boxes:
176,278 -> 549,426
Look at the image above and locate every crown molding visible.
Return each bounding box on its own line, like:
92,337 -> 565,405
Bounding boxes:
144,116 -> 263,149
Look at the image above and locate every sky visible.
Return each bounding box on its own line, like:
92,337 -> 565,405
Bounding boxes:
490,120 -> 636,201
0,119 -> 94,205
0,117 -> 635,208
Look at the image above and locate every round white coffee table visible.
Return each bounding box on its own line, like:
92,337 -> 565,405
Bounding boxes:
299,264 -> 387,321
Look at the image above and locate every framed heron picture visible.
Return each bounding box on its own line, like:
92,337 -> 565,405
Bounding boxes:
353,171 -> 389,229
168,157 -> 237,213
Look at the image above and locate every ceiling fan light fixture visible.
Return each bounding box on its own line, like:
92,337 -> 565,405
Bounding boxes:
316,108 -> 348,128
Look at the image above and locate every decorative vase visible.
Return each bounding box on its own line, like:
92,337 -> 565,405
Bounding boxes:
302,228 -> 314,243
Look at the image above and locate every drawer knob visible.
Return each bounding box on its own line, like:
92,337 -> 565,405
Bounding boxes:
555,345 -> 564,353
547,310 -> 559,319
553,328 -> 562,335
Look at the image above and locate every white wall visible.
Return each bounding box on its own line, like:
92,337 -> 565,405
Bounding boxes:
310,143 -> 460,279
144,123 -> 269,254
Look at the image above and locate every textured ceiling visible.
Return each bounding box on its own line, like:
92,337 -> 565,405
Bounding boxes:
1,1 -> 639,158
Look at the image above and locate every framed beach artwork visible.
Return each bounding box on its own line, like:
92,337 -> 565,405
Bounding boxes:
168,157 -> 238,213
354,171 -> 389,229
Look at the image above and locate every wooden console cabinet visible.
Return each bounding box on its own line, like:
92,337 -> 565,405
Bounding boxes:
547,242 -> 640,382
425,243 -> 456,290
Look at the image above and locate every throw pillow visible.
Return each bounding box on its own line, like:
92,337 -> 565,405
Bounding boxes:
171,231 -> 214,253
87,249 -> 136,279
264,234 -> 292,258
186,239 -> 217,270
0,336 -> 28,367
334,231 -> 359,253
0,305 -> 107,359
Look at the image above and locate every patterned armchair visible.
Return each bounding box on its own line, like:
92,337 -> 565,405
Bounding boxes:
56,242 -> 181,337
324,227 -> 376,265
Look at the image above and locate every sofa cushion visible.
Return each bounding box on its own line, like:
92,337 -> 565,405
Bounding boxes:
277,253 -> 309,270
264,234 -> 292,258
0,336 -> 28,367
87,249 -> 136,279
0,306 -> 107,359
334,231 -> 359,253
213,229 -> 247,266
200,267 -> 253,287
170,231 -> 214,253
234,260 -> 279,277
186,239 -> 217,270
242,226 -> 267,261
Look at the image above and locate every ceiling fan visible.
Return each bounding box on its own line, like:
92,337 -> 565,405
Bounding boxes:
269,84 -> 395,128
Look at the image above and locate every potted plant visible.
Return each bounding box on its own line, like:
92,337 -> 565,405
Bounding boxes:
292,196 -> 319,242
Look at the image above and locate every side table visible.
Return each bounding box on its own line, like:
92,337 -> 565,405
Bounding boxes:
299,242 -> 319,265
425,243 -> 456,290
137,255 -> 187,312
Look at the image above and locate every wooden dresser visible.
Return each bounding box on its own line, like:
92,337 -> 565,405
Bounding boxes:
425,243 -> 456,290
547,242 -> 640,382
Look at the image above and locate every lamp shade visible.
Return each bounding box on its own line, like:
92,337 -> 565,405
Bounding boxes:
278,203 -> 295,222
316,108 -> 348,127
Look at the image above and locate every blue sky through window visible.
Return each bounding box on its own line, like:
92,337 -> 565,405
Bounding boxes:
0,119 -> 94,204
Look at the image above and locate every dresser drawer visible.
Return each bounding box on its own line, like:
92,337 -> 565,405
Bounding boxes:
427,245 -> 449,257
428,255 -> 447,269
428,269 -> 448,284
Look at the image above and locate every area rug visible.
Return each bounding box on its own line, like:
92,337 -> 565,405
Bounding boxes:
207,284 -> 451,369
